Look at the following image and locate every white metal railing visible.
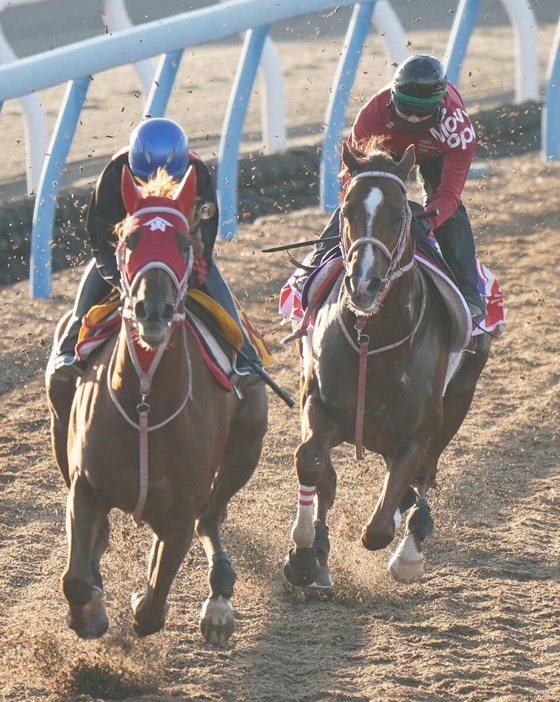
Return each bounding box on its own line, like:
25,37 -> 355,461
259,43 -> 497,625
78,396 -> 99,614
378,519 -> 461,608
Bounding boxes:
0,0 -> 554,298
0,0 -> 156,194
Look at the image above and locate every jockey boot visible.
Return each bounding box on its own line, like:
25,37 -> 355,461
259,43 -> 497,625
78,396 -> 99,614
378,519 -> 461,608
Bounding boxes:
51,260 -> 113,381
434,205 -> 487,320
203,262 -> 262,377
293,208 -> 341,292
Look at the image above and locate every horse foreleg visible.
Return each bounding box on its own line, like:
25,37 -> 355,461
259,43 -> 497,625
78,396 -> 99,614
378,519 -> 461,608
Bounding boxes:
284,397 -> 339,589
132,520 -> 194,637
388,341 -> 490,584
62,474 -> 110,639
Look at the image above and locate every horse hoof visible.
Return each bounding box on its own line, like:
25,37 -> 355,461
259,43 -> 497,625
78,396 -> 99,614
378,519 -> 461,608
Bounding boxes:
388,555 -> 424,584
131,592 -> 169,637
283,548 -> 319,587
67,608 -> 109,639
304,565 -> 333,591
66,587 -> 108,639
388,534 -> 424,583
200,595 -> 235,645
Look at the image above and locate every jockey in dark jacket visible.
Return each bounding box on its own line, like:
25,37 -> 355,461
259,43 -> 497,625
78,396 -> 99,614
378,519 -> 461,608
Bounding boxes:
52,117 -> 261,380
306,54 -> 486,320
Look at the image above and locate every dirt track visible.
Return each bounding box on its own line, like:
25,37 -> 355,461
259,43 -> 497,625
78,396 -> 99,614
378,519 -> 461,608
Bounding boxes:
0,147 -> 559,701
1,4 -> 560,701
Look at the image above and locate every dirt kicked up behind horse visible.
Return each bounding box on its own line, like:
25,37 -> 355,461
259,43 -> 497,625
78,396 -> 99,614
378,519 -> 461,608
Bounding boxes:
45,167 -> 268,644
283,140 -> 492,591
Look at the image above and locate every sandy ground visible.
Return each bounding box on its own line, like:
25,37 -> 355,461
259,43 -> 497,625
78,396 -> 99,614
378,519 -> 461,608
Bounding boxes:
1,3 -> 560,701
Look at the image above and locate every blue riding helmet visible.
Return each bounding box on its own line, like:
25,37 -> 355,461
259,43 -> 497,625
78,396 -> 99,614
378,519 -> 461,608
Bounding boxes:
128,118 -> 189,180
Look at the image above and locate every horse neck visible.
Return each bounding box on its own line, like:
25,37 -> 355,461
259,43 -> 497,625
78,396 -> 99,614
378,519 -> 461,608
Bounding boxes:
112,320 -> 191,411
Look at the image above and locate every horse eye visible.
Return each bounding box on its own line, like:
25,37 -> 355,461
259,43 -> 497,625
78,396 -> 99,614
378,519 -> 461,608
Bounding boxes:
124,229 -> 141,250
341,207 -> 354,222
175,230 -> 192,255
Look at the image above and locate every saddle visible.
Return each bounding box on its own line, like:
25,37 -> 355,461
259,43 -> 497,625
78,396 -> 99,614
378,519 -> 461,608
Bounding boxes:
76,289 -> 273,388
280,240 -> 506,350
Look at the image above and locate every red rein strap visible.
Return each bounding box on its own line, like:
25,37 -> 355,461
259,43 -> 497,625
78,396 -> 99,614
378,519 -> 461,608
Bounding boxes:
354,317 -> 369,460
341,170 -> 418,460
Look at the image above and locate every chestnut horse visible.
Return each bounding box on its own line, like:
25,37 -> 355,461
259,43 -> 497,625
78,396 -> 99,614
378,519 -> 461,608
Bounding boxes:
46,166 -> 268,643
283,140 -> 491,590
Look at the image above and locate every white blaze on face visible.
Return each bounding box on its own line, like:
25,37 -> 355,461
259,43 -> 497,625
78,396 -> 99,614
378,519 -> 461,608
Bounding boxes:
354,187 -> 383,291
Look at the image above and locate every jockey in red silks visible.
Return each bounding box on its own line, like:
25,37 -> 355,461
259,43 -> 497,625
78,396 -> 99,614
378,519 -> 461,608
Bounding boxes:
303,54 -> 486,320
51,117 -> 261,382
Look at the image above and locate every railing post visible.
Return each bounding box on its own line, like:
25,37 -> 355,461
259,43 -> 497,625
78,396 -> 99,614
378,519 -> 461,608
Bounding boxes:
320,2 -> 376,212
144,51 -> 184,117
446,0 -> 538,102
0,13 -> 48,195
218,25 -> 269,241
102,0 -> 156,100
444,0 -> 481,86
31,76 -> 90,299
542,18 -> 560,161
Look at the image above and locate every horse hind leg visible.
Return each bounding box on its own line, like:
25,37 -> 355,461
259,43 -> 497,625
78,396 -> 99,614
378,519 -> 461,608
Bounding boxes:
62,474 -> 110,639
196,412 -> 266,645
389,339 -> 490,584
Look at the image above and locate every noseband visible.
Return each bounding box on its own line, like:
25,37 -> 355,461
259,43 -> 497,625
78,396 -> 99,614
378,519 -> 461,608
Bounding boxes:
341,170 -> 413,309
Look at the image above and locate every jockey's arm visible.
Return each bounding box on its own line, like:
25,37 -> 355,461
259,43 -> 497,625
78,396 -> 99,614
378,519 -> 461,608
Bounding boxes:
190,158 -> 219,263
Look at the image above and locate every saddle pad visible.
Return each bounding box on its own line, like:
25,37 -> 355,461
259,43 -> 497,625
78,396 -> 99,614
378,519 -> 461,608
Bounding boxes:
280,250 -> 506,349
414,252 -> 471,351
76,287 -> 273,374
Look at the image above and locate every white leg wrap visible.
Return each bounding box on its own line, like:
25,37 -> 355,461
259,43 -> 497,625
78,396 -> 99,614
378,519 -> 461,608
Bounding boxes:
290,484 -> 316,547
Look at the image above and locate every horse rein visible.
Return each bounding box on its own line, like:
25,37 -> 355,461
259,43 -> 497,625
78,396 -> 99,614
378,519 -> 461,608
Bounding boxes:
112,207 -> 196,524
338,170 -> 424,459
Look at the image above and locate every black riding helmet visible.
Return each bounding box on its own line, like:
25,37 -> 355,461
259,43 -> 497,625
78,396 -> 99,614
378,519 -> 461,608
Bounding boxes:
391,54 -> 447,116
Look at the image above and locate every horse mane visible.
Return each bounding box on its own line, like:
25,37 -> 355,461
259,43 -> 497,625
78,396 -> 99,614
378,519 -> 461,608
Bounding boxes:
340,136 -> 405,180
114,167 -> 200,243
137,168 -> 179,198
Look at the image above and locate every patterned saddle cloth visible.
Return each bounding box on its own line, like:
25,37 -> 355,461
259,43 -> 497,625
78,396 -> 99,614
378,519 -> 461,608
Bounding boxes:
76,289 -> 273,387
280,241 -> 506,352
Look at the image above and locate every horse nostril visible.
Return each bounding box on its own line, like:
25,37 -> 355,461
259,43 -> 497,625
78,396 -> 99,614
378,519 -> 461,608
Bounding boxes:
135,301 -> 146,321
162,304 -> 174,323
345,276 -> 357,296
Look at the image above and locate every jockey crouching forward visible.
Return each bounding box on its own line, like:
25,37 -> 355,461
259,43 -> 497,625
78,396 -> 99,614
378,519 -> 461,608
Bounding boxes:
51,117 -> 262,383
303,54 -> 487,320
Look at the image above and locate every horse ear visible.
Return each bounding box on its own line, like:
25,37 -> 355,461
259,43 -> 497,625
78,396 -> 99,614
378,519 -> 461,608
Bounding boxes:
173,165 -> 198,217
399,145 -> 416,178
121,165 -> 143,215
341,140 -> 360,176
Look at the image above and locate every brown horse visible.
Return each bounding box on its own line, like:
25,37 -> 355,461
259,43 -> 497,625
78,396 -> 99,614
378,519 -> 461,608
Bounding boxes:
283,140 -> 491,590
46,166 -> 268,642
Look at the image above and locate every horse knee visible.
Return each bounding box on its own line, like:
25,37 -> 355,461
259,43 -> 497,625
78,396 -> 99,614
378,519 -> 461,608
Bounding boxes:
294,441 -> 324,485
